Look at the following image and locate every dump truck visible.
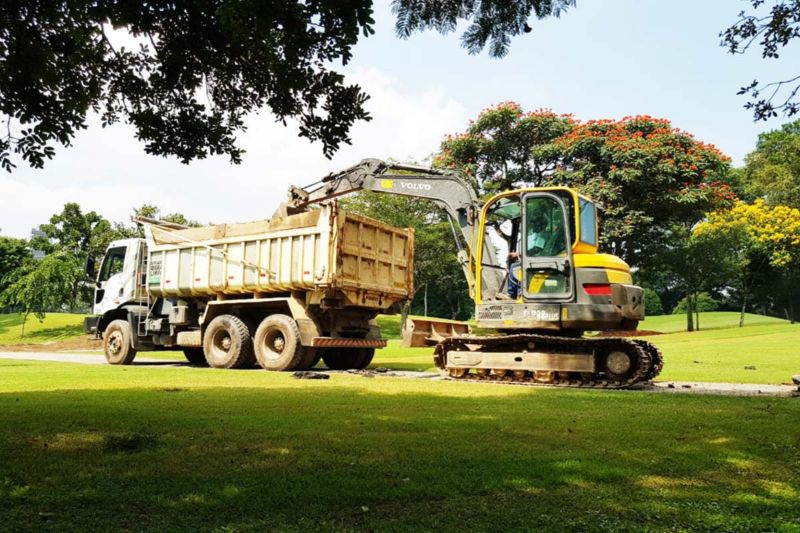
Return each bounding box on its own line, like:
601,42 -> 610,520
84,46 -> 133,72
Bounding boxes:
84,204 -> 415,370
280,159 -> 664,388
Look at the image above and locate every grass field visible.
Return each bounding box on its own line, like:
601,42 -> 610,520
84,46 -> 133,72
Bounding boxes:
1,358 -> 799,532
2,311 -> 798,384
0,312 -> 84,345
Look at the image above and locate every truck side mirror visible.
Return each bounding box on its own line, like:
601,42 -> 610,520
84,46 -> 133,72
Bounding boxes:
85,256 -> 96,279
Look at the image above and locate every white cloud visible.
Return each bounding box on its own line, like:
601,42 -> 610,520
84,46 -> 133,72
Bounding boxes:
0,66 -> 467,238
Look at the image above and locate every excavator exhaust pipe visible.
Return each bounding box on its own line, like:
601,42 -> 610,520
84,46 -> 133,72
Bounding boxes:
401,316 -> 472,348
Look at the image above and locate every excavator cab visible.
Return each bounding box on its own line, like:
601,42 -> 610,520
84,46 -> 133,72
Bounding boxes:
475,187 -> 643,333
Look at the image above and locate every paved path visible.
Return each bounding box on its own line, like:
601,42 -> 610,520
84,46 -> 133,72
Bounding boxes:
0,352 -> 181,366
1,352 -> 797,397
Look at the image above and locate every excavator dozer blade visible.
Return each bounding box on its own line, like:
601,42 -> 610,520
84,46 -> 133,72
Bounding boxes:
401,316 -> 472,348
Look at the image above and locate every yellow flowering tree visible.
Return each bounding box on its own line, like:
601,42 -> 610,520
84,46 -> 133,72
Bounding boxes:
694,199 -> 800,324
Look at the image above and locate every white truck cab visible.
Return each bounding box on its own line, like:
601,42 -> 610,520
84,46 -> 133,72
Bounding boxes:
91,238 -> 143,316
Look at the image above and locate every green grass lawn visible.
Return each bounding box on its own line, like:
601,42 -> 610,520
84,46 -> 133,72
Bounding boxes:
639,311 -> 788,333
0,359 -> 798,531
0,312 -> 84,345
3,311 -> 798,385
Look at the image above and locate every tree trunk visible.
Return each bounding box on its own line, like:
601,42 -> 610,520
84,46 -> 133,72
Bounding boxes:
20,310 -> 29,338
423,284 -> 428,317
739,293 -> 747,327
790,299 -> 796,324
686,291 -> 694,332
695,303 -> 700,331
400,300 -> 411,335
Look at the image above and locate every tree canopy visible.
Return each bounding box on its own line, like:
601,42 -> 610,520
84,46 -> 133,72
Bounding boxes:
0,1 -> 375,171
743,118 -> 800,207
392,0 -> 574,58
721,0 -> 800,121
434,103 -> 735,268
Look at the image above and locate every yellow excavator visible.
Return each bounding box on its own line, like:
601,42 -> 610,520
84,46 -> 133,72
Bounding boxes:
282,159 -> 663,387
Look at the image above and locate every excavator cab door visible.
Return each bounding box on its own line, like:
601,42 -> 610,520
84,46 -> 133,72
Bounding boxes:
520,192 -> 575,301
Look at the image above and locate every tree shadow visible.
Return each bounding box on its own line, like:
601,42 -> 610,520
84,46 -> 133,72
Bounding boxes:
0,386 -> 798,531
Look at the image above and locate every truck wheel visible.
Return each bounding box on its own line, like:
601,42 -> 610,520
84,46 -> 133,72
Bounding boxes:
253,314 -> 305,371
322,348 -> 374,370
182,348 -> 207,366
203,314 -> 253,369
296,348 -> 323,370
103,319 -> 137,365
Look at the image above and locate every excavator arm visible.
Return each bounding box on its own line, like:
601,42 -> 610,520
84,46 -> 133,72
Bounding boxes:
279,158 -> 505,299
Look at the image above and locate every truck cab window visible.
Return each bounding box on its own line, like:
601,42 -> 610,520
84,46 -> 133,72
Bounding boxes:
98,247 -> 126,282
525,197 -> 567,257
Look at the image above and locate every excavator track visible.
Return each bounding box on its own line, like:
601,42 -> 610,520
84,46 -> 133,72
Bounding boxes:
433,334 -> 664,389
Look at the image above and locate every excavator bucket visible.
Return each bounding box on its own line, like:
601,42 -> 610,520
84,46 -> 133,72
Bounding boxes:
401,315 -> 472,348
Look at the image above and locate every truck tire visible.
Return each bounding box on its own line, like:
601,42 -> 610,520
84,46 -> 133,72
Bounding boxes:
322,348 -> 374,370
253,314 -> 305,371
295,348 -> 323,370
203,314 -> 253,369
103,319 -> 137,365
182,348 -> 208,366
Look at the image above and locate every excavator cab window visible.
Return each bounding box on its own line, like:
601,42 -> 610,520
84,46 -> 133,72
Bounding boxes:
521,194 -> 574,300
525,197 -> 567,258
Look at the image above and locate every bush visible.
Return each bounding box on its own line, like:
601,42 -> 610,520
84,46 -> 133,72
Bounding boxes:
672,292 -> 719,314
643,288 -> 664,316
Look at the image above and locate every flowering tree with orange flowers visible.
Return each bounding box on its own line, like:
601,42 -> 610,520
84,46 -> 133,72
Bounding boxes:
551,115 -> 736,267
434,101 -> 576,195
434,105 -> 736,270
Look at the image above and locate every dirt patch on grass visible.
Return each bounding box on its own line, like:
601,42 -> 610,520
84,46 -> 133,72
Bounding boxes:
598,330 -> 663,337
0,336 -> 101,352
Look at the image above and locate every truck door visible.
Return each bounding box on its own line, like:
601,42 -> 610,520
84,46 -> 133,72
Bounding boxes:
521,192 -> 575,301
94,245 -> 137,315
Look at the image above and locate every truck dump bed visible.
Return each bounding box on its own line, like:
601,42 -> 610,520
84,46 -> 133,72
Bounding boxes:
143,204 -> 414,310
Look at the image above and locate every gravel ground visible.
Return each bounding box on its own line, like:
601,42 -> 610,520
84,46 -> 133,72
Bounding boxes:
1,352 -> 798,397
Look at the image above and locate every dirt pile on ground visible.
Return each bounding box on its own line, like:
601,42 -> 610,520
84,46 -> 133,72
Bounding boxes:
0,336 -> 101,352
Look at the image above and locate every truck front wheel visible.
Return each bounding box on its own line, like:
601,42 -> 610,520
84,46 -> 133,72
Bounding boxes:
103,319 -> 137,365
203,314 -> 253,369
254,314 -> 305,371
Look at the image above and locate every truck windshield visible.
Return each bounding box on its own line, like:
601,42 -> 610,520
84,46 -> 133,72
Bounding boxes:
525,197 -> 567,257
98,247 -> 126,282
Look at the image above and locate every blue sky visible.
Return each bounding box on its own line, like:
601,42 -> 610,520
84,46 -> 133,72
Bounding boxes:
1,0 -> 798,238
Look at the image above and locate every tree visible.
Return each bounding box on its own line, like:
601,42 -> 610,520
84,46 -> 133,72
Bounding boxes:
721,0 -> 800,121
743,119 -> 800,207
672,292 -> 719,314
0,252 -> 81,337
434,102 -> 575,194
435,105 -> 735,270
0,1 -> 375,172
113,203 -> 203,239
31,203 -> 114,310
0,235 -> 31,298
697,199 -> 800,322
658,221 -> 740,331
642,288 -> 663,316
393,0 -> 574,57
551,116 -> 735,268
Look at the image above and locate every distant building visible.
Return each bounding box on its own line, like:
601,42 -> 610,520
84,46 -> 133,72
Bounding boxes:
30,227 -> 46,260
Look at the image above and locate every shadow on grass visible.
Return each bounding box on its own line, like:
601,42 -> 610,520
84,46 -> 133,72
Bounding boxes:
1,385 -> 798,531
